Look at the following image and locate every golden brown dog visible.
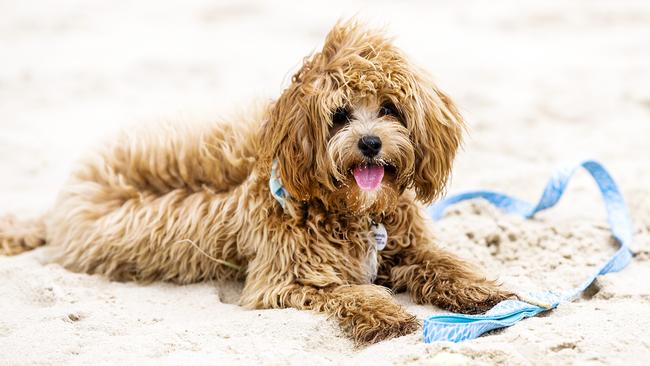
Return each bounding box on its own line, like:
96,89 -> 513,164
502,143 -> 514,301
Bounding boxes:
0,21 -> 511,345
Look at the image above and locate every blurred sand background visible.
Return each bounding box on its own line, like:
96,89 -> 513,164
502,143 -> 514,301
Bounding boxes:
1,0 -> 650,365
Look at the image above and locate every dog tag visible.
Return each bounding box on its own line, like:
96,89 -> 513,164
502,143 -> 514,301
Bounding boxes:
370,222 -> 387,251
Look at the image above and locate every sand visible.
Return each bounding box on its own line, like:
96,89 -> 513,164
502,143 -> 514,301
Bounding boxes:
1,0 -> 650,365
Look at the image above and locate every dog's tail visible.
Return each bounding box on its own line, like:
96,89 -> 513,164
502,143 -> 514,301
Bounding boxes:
0,214 -> 47,255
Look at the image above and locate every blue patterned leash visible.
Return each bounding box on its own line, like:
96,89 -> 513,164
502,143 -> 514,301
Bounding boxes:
422,159 -> 634,343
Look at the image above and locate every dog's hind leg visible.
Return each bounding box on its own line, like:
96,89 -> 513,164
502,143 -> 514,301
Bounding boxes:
0,215 -> 46,255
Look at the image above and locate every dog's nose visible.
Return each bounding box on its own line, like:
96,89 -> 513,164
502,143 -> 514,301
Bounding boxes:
358,135 -> 382,157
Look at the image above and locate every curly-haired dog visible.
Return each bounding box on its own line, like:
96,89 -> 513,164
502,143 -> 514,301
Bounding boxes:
0,21 -> 512,345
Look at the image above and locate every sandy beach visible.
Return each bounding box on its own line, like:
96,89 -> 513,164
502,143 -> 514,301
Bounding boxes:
1,0 -> 650,364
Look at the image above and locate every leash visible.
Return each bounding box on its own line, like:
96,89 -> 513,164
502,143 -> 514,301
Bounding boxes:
422,159 -> 634,343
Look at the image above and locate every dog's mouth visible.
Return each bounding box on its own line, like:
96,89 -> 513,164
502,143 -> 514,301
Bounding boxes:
351,163 -> 393,192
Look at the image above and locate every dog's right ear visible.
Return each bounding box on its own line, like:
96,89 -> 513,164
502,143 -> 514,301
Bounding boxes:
259,83 -> 318,203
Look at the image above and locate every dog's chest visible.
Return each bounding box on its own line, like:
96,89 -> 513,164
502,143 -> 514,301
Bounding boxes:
365,222 -> 387,283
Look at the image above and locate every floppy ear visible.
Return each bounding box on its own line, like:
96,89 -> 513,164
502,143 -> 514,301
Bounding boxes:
259,84 -> 317,202
260,44 -> 341,203
409,76 -> 465,204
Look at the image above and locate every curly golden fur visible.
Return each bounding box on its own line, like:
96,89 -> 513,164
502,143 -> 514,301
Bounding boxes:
0,21 -> 511,345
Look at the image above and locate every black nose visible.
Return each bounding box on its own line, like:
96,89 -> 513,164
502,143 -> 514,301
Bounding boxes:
358,135 -> 382,157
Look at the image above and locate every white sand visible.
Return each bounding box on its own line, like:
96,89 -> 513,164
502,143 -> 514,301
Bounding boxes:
2,0 -> 650,364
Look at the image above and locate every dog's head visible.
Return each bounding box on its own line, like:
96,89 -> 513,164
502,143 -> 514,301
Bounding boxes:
261,21 -> 464,214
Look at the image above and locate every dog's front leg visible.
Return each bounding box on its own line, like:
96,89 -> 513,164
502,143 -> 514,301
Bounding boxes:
240,254 -> 418,345
382,203 -> 513,314
389,247 -> 513,314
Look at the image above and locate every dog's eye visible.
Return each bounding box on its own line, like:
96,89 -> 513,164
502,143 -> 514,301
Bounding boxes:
378,102 -> 400,119
331,106 -> 351,126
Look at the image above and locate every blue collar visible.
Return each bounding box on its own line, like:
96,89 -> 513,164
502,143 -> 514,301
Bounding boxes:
269,160 -> 289,210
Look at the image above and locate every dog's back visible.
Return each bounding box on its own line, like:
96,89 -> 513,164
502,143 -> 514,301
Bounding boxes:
0,106 -> 265,261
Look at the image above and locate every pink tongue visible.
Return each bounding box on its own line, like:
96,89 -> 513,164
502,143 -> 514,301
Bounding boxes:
352,165 -> 385,192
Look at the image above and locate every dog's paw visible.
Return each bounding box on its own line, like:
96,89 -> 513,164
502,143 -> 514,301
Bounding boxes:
439,282 -> 515,314
348,306 -> 420,346
327,284 -> 420,345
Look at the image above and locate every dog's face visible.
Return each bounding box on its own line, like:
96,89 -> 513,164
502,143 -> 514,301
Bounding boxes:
262,22 -> 464,214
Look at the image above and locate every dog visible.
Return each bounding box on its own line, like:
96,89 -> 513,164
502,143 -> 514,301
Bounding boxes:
0,21 -> 512,345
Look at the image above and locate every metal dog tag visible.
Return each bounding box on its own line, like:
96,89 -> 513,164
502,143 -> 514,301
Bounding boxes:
370,222 -> 387,251
366,222 -> 388,283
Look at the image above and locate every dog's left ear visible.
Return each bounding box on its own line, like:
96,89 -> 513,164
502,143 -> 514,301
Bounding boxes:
409,75 -> 465,204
